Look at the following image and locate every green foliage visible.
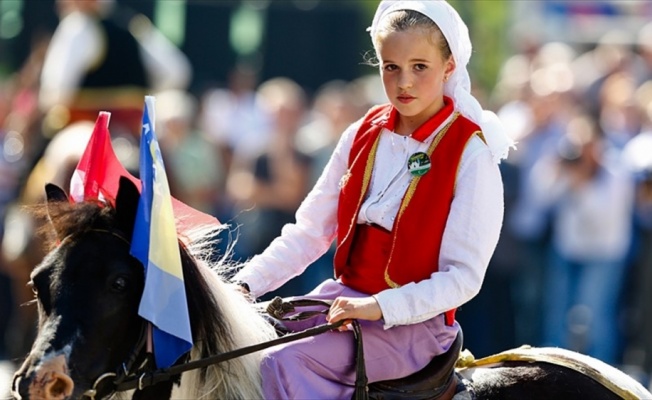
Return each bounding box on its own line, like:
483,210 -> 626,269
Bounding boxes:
451,0 -> 509,94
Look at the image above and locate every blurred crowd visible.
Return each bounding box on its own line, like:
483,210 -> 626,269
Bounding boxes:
2,0 -> 652,392
459,21 -> 652,381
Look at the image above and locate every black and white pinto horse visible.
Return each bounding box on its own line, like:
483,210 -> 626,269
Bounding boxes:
11,178 -> 652,400
12,179 -> 277,400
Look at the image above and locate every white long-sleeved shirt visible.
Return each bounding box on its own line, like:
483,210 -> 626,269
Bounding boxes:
234,112 -> 504,328
39,10 -> 192,111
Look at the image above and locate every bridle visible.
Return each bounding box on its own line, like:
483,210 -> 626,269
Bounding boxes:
60,229 -> 369,400
55,228 -> 154,400
82,316 -> 151,400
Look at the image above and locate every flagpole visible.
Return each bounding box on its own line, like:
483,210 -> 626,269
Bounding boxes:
145,95 -> 156,131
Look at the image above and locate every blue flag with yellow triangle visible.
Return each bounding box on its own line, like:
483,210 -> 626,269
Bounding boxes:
130,96 -> 193,368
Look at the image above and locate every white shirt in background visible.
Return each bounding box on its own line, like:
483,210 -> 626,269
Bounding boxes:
39,9 -> 192,112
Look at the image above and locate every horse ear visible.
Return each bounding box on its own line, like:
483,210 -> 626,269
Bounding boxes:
114,176 -> 140,239
44,183 -> 69,240
45,183 -> 68,203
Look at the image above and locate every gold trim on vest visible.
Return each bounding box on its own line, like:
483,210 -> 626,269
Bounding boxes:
339,135 -> 382,256
384,113 -> 459,288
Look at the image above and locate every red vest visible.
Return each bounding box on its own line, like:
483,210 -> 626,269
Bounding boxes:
334,103 -> 482,325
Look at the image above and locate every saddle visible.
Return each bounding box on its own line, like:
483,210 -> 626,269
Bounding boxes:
367,330 -> 463,400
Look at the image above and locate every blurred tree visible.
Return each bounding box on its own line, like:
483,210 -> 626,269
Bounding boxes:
453,0 -> 509,97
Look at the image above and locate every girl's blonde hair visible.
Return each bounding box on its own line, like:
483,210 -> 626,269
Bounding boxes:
372,10 -> 452,60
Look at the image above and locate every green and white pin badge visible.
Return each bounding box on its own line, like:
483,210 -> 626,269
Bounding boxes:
407,152 -> 431,176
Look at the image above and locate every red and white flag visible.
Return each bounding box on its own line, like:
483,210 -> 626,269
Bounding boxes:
70,111 -> 220,239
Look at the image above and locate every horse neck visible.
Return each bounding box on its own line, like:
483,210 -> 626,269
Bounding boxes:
176,261 -> 277,400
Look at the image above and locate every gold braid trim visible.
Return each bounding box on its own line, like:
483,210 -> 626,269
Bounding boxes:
362,137 -> 381,204
475,130 -> 486,145
340,134 -> 382,248
453,130 -> 485,194
384,113 -> 459,288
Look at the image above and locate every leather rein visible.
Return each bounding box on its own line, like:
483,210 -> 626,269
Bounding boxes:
86,297 -> 370,400
73,229 -> 369,400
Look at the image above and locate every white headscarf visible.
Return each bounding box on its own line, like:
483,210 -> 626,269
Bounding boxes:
368,0 -> 514,163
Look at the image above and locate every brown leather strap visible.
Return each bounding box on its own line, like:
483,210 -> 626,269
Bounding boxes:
351,320 -> 369,400
265,297 -> 369,400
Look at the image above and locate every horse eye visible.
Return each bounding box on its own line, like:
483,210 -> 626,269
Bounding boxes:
111,276 -> 129,292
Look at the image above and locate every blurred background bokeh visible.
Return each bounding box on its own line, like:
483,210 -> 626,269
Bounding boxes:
2,0 -> 652,396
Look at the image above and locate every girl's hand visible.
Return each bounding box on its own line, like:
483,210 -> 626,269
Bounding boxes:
327,296 -> 382,331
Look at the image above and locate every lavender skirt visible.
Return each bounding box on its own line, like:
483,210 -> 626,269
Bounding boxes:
260,279 -> 459,399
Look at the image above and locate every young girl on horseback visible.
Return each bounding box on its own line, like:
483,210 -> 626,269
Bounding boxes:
233,1 -> 513,398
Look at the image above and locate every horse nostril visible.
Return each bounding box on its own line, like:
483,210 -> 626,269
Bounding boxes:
18,353 -> 75,400
44,371 -> 74,399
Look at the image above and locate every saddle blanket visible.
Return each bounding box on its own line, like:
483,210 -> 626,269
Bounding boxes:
455,345 -> 649,400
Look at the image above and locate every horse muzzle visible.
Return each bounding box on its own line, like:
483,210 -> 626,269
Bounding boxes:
12,354 -> 74,400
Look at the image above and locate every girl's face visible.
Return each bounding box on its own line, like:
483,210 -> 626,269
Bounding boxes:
377,27 -> 455,133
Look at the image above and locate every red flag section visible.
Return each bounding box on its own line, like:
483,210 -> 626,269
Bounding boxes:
70,111 -> 220,238
70,112 -> 139,204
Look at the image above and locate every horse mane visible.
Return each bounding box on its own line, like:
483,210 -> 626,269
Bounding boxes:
31,200 -> 278,399
32,200 -> 118,250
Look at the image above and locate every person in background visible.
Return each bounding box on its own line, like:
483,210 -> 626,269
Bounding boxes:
597,71 -> 643,150
637,23 -> 652,84
200,63 -> 271,178
296,80 -> 368,188
0,36 -> 56,360
199,63 -> 272,233
500,83 -> 568,349
232,1 -> 513,398
228,77 -> 312,275
154,90 -> 224,216
292,80 -> 369,296
532,112 -> 634,365
621,80 -> 652,380
571,29 -> 644,123
39,0 -> 191,138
